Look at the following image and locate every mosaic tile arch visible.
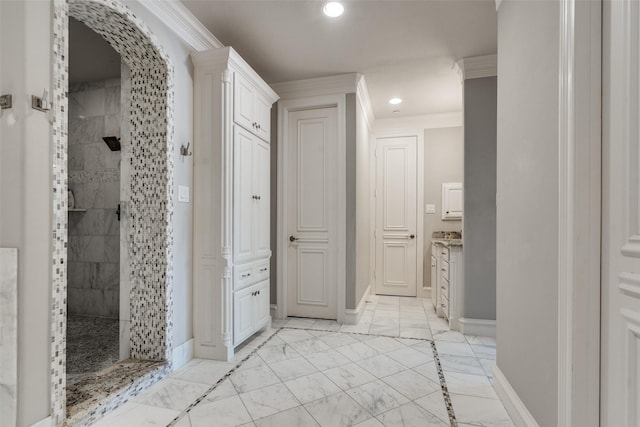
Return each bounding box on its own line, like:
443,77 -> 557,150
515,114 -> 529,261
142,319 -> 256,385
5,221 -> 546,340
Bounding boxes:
51,0 -> 175,423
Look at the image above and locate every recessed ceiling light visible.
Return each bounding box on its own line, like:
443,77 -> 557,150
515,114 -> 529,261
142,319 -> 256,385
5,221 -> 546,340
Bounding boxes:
323,2 -> 344,18
389,97 -> 403,105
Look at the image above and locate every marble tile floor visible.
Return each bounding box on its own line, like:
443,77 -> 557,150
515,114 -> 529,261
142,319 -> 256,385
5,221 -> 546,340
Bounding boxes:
91,296 -> 512,427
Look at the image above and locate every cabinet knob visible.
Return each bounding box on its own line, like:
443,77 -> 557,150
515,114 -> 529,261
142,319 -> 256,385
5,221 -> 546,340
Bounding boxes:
242,273 -> 251,278
289,235 -> 299,242
252,122 -> 257,128
410,234 -> 415,239
256,123 -> 261,130
446,211 -> 450,214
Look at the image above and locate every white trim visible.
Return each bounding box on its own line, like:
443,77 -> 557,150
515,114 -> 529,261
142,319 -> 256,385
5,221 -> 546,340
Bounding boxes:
558,0 -> 601,425
271,74 -> 360,100
454,54 -> 498,81
493,366 -> 540,427
270,304 -> 277,319
277,94 -> 347,323
373,112 -> 462,132
138,0 -> 223,51
30,416 -> 53,427
458,317 -> 496,337
343,285 -> 371,324
171,338 -> 194,371
356,76 -> 375,125
496,0 -> 503,12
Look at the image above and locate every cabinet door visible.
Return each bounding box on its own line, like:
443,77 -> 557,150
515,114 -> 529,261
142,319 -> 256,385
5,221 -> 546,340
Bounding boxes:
254,280 -> 270,330
234,73 -> 256,134
430,255 -> 438,309
234,127 -> 255,262
442,182 -> 463,220
233,285 -> 255,346
255,93 -> 271,141
254,140 -> 271,259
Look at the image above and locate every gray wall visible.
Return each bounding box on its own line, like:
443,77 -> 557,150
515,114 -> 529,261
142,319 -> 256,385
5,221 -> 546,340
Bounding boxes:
463,76 -> 497,320
496,1 -> 559,425
422,127 -> 464,289
68,79 -> 121,319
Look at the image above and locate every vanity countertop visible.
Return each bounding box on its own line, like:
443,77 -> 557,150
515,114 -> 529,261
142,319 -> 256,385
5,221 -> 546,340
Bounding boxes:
432,238 -> 463,247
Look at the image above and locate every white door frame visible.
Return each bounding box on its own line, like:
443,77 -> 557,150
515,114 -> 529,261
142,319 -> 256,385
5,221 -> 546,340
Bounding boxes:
372,129 -> 425,299
276,95 -> 347,322
557,0 -> 601,425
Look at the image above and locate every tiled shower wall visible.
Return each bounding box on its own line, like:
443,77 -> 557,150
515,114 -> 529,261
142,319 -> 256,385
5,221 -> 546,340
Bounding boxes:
68,78 -> 121,318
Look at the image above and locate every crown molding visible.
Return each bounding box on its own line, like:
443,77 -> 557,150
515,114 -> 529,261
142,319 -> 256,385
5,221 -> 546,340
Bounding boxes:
496,0 -> 503,11
454,54 -> 498,81
356,75 -> 375,126
373,112 -> 462,132
138,0 -> 223,51
271,73 -> 361,100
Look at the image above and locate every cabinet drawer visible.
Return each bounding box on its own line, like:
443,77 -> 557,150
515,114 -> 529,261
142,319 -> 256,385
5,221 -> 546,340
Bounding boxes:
441,260 -> 449,280
440,246 -> 450,261
234,263 -> 255,290
254,260 -> 270,283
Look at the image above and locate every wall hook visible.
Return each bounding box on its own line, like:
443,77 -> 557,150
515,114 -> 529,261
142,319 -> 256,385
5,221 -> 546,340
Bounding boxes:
32,89 -> 51,112
180,142 -> 192,156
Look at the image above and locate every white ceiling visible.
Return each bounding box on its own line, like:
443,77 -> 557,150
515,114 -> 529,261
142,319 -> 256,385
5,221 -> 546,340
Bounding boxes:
181,0 -> 497,119
69,17 -> 121,84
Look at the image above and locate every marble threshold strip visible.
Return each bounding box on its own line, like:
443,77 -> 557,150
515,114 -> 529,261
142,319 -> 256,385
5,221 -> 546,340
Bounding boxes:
166,326 -> 458,427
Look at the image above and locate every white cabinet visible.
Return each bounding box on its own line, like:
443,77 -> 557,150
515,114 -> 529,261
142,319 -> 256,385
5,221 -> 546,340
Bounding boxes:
442,182 -> 463,220
233,281 -> 269,346
234,72 -> 271,141
233,128 -> 270,262
192,47 -> 279,361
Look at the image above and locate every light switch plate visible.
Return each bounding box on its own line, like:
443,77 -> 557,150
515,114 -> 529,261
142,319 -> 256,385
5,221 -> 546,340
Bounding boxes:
425,204 -> 436,214
178,185 -> 190,203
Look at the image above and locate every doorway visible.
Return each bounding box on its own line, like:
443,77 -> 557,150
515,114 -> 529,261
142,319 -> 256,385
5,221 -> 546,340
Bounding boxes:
50,0 -> 174,423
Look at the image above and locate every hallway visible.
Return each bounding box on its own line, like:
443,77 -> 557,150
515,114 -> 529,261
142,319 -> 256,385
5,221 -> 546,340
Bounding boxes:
92,296 -> 511,426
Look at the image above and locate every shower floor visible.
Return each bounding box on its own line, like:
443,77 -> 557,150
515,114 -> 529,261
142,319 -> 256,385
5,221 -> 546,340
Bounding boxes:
66,314 -> 119,386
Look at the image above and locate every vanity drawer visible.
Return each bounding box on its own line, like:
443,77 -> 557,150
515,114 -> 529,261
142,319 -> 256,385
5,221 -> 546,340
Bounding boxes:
441,259 -> 449,280
440,246 -> 450,261
254,260 -> 270,282
234,263 -> 255,290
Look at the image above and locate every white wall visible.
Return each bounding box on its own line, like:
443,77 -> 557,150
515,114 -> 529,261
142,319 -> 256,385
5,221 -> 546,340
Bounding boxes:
0,1 -> 55,424
496,1 -> 559,425
0,2 -> 196,424
422,127 -> 464,290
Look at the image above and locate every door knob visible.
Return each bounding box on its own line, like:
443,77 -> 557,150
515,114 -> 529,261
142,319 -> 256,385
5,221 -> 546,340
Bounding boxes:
289,235 -> 298,242
410,234 -> 415,239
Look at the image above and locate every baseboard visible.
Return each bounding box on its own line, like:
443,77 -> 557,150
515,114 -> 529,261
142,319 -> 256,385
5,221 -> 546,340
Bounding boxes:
270,304 -> 277,319
343,285 -> 371,325
493,366 -> 539,427
458,317 -> 496,337
423,286 -> 432,299
30,416 -> 53,427
171,338 -> 194,370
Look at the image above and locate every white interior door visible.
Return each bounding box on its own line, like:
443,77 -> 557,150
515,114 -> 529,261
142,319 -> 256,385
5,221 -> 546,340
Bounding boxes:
286,107 -> 338,319
603,0 -> 640,424
375,136 -> 417,297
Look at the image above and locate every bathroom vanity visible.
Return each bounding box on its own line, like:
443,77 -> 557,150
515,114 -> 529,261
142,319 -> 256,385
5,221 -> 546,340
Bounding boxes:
431,232 -> 464,331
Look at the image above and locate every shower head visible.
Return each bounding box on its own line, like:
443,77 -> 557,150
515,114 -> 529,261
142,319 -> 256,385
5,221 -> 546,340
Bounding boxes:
102,136 -> 121,151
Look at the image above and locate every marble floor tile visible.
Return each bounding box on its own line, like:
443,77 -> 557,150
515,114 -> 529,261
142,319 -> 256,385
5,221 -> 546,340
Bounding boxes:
438,354 -> 486,376
257,343 -> 301,364
441,371 -> 499,400
368,325 -> 401,337
278,329 -> 315,343
399,320 -> 430,329
354,418 -> 385,427
188,395 -> 253,427
413,391 -> 451,425
304,391 -> 372,427
284,372 -> 341,404
465,335 -> 497,347
172,359 -> 235,385
479,358 -> 496,379
288,337 -> 332,355
324,363 -> 377,390
434,341 -> 476,358
309,319 -> 342,332
431,330 -> 467,343
305,348 -> 352,370
337,342 -> 380,362
318,332 -> 360,348
471,344 -> 497,359
449,393 -> 514,427
410,341 -> 435,357
359,354 -> 408,378
202,379 -> 238,403
237,354 -> 266,371
385,346 -> 432,368
365,336 -> 406,353
399,328 -> 432,340
382,369 -> 441,400
132,378 -> 210,410
376,401 -> 449,427
269,356 -> 318,381
346,379 -> 409,416
229,364 -> 280,393
254,406 -> 319,427
413,361 -> 441,384
91,402 -> 180,427
339,323 -> 373,334
173,415 -> 191,427
239,383 -> 300,419
284,318 -> 317,329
